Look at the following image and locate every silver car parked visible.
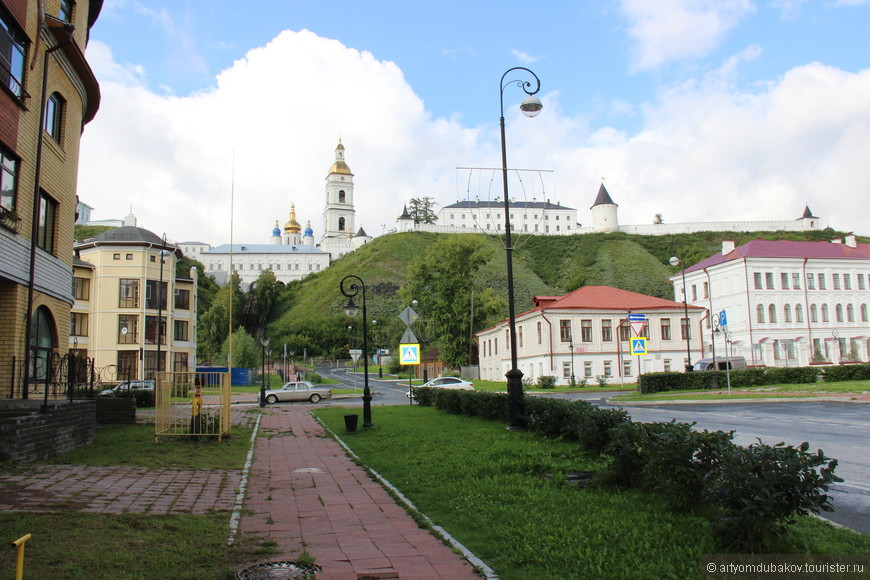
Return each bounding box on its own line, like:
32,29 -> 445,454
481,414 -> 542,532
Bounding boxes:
264,381 -> 333,404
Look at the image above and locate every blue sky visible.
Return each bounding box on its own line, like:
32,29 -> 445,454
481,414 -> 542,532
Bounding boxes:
78,0 -> 870,245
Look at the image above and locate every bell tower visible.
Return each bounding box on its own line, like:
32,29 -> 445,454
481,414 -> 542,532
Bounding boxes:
321,140 -> 356,251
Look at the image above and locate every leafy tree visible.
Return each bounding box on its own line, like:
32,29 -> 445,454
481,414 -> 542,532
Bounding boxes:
221,328 -> 260,368
197,272 -> 245,364
654,213 -> 664,224
408,196 -> 438,224
177,256 -> 219,318
246,269 -> 282,336
399,235 -> 500,368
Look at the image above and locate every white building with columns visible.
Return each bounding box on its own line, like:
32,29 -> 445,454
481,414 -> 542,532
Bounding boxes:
671,236 -> 870,368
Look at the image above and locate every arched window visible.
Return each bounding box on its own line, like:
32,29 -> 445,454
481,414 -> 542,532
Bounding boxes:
821,304 -> 829,323
768,304 -> 777,323
835,304 -> 843,323
783,304 -> 792,323
756,304 -> 765,323
338,190 -> 346,204
810,304 -> 818,323
338,217 -> 345,231
795,303 -> 804,323
847,304 -> 855,322
861,304 -> 868,322
29,306 -> 57,384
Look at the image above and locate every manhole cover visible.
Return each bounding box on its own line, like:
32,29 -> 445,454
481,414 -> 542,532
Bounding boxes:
293,467 -> 323,473
236,560 -> 321,579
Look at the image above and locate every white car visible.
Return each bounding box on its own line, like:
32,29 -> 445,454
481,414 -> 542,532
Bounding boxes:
264,381 -> 333,404
407,376 -> 474,397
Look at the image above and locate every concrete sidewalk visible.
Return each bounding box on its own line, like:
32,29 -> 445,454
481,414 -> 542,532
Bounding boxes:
239,406 -> 482,579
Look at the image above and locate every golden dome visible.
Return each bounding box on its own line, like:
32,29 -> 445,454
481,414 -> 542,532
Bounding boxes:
284,204 -> 302,233
328,160 -> 353,175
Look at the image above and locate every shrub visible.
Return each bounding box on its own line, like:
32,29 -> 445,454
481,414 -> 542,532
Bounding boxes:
537,375 -> 557,389
763,366 -> 819,385
823,363 -> 870,382
703,441 -> 842,552
524,397 -> 629,454
595,375 -> 608,387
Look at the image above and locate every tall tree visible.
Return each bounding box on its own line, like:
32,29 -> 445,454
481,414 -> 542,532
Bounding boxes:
399,235 -> 500,368
198,272 -> 245,364
408,196 -> 438,224
246,269 -> 282,337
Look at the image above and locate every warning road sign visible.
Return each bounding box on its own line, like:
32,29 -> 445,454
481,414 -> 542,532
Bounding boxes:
400,343 -> 420,365
630,337 -> 647,356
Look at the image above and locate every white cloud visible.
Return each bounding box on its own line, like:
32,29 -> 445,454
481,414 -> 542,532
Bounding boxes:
78,29 -> 870,255
511,50 -> 538,64
619,0 -> 756,70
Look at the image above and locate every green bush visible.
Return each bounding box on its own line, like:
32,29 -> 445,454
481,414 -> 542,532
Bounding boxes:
822,363 -> 870,382
703,441 -> 842,552
638,365 -> 824,393
763,366 -> 819,384
536,375 -> 557,389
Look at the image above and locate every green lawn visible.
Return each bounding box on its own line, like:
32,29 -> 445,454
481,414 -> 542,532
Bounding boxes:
614,380 -> 870,402
315,405 -> 870,580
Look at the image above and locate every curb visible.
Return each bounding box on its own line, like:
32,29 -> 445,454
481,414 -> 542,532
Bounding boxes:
608,396 -> 870,406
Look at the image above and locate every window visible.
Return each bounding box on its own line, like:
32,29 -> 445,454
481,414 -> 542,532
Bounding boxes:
833,274 -> 841,290
844,274 -> 852,290
174,320 -> 189,341
664,359 -> 672,372
859,274 -> 866,291
807,273 -> 815,290
125,253 -> 133,260
1,10 -> 27,98
601,319 -> 612,342
338,190 -> 346,203
562,362 -> 572,379
338,217 -> 345,231
618,320 -> 631,341
835,304 -> 843,323
28,307 -> 56,385
1,145 -> 19,213
73,277 -> 90,300
754,272 -> 763,289
810,304 -> 818,323
537,321 -> 542,344
145,315 -> 166,344
174,289 -> 190,310
795,303 -> 804,323
173,352 -> 189,373
603,360 -> 612,378
119,279 -> 140,308
765,272 -> 775,289
583,361 -> 593,378
559,320 -> 571,342
37,192 -> 57,253
847,304 -> 854,322
623,359 -> 632,377
783,304 -> 792,323
680,318 -> 691,340
792,273 -> 800,290
60,0 -> 73,22
821,304 -> 829,323
756,304 -> 765,323
146,280 -> 168,310
118,315 -> 138,343
505,329 -> 510,351
818,274 -> 827,290
861,304 -> 868,322
660,318 -> 671,341
781,273 -> 789,290
768,304 -> 777,323
44,92 -> 65,143
118,350 -> 138,380
580,320 -> 593,342
703,282 -> 709,299
518,326 -> 523,348
691,285 -> 698,301
70,312 -> 88,336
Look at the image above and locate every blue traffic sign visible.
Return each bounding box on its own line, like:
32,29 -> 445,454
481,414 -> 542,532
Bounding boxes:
719,310 -> 728,326
627,313 -> 646,321
630,337 -> 648,355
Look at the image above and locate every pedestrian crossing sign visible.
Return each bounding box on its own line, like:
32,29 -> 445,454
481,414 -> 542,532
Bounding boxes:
630,337 -> 647,356
400,343 -> 420,365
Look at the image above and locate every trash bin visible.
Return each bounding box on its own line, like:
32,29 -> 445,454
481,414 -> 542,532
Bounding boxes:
343,414 -> 359,432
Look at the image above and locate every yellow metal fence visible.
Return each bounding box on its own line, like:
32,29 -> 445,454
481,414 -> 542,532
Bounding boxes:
154,372 -> 231,441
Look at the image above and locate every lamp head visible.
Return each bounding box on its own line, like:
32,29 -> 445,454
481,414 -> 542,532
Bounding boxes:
343,298 -> 360,318
520,95 -> 543,118
669,256 -> 680,267
261,337 -> 270,348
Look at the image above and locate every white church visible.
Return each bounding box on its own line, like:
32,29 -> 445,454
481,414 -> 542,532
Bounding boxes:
199,141 -> 372,287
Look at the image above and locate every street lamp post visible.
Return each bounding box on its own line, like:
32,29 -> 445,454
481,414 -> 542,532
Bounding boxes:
341,275 -> 372,427
156,235 -> 171,381
259,337 -> 270,407
569,342 -> 576,386
669,255 -> 694,372
500,67 -> 542,429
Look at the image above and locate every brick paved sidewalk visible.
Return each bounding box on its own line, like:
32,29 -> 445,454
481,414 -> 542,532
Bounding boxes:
240,406 -> 482,580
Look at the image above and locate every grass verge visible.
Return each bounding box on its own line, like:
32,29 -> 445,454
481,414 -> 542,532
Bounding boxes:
614,380 -> 870,402
315,405 -> 870,580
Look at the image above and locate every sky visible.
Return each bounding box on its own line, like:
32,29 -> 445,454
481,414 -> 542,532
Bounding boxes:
77,0 -> 870,247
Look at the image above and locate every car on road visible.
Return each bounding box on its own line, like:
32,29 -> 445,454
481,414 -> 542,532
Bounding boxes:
264,381 -> 333,404
98,379 -> 156,397
407,376 -> 474,397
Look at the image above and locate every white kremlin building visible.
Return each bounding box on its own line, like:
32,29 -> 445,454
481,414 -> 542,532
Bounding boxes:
199,141 -> 372,287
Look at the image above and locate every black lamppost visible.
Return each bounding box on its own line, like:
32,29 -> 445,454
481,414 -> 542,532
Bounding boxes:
156,235 -> 170,380
500,67 -> 543,429
569,342 -> 576,386
669,255 -> 694,372
259,336 -> 270,407
341,275 -> 372,427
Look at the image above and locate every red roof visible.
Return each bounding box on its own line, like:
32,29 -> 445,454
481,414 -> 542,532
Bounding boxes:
685,240 -> 870,274
529,286 -> 701,313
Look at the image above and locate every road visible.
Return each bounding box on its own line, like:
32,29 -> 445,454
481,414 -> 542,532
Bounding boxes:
316,368 -> 870,534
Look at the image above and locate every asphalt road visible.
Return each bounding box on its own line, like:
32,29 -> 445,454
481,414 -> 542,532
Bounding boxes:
318,369 -> 870,535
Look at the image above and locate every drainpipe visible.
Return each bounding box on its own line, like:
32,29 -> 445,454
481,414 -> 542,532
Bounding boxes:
540,310 -> 554,373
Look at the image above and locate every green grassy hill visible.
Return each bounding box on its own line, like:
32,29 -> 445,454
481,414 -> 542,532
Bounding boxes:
267,228 -> 861,359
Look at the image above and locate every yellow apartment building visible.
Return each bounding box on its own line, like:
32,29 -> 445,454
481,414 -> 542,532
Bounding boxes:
73,226 -> 198,381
